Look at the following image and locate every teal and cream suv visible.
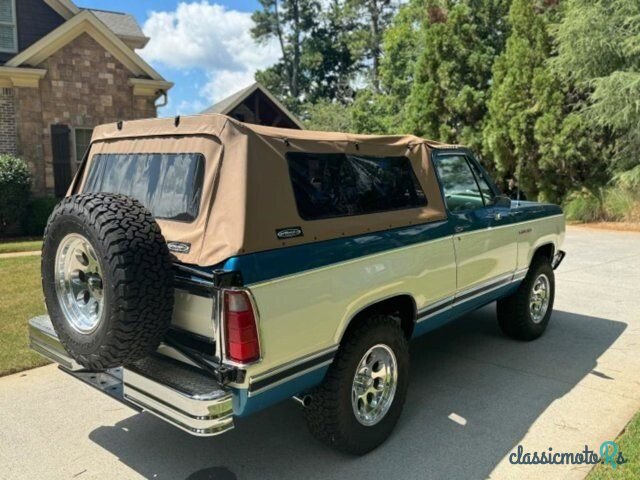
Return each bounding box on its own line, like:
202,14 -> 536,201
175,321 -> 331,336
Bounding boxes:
30,114 -> 565,454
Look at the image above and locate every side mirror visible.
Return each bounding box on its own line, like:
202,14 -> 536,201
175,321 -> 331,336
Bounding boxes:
492,195 -> 512,208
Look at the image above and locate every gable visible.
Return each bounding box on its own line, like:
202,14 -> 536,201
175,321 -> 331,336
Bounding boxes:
203,82 -> 305,130
6,11 -> 163,80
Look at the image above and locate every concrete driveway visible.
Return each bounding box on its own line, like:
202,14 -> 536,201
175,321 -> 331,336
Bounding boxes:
1,226 -> 639,480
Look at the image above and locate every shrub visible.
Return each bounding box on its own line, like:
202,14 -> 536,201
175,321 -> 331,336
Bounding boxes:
0,155 -> 31,236
564,185 -> 640,223
564,190 -> 605,223
22,196 -> 58,236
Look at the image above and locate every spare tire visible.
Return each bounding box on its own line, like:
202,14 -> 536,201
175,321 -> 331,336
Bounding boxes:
41,193 -> 174,370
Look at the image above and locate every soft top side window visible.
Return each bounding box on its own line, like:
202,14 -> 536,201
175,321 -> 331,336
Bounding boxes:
286,152 -> 427,221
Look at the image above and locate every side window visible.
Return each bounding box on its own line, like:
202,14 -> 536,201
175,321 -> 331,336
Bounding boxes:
286,152 -> 427,220
434,155 -> 486,212
467,159 -> 496,205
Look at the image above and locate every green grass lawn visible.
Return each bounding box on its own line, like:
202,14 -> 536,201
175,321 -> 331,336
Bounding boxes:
0,238 -> 43,254
588,411 -> 640,479
0,256 -> 49,376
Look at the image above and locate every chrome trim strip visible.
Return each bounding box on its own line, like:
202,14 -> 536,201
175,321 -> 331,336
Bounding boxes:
417,295 -> 455,317
248,359 -> 334,397
247,345 -> 338,396
453,277 -> 512,305
456,272 -> 514,299
250,345 -> 339,385
512,268 -> 529,281
416,271 -> 526,324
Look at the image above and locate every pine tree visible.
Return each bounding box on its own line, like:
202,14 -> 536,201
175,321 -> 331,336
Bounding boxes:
404,0 -> 510,154
553,0 -> 640,174
483,0 -> 553,198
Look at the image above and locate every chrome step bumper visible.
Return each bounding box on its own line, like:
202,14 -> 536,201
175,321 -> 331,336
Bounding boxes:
28,316 -> 234,436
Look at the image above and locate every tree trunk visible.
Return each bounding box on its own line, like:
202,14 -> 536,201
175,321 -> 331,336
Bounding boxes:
292,0 -> 300,98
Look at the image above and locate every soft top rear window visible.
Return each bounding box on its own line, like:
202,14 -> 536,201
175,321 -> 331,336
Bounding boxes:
84,153 -> 205,222
286,152 -> 427,220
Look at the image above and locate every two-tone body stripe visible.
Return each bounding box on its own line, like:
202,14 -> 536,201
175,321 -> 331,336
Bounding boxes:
217,208 -> 563,286
248,346 -> 338,396
416,269 -> 528,323
249,268 -> 530,396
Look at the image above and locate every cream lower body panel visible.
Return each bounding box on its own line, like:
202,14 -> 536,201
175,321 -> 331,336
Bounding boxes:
245,236 -> 457,380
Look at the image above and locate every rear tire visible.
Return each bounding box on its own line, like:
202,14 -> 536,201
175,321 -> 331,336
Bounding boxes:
497,256 -> 555,341
304,315 -> 409,455
42,193 -> 174,370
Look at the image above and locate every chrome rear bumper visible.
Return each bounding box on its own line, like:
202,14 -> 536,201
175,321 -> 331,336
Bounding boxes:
28,316 -> 234,436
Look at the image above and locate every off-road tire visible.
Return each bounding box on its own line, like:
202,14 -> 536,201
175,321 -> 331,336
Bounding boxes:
497,256 -> 555,341
42,193 -> 174,370
304,315 -> 409,455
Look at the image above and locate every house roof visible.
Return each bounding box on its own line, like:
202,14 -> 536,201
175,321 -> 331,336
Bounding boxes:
85,9 -> 149,48
201,82 -> 305,129
6,10 -> 168,84
43,1 -> 148,48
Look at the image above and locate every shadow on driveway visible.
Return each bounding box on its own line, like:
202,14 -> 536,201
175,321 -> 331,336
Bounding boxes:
88,305 -> 626,479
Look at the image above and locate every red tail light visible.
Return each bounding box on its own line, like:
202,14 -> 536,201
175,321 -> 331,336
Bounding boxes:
224,290 -> 260,363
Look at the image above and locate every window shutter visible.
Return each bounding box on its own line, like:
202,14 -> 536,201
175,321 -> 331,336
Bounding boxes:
51,124 -> 72,198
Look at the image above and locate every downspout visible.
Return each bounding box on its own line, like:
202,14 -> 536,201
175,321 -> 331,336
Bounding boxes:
155,89 -> 168,108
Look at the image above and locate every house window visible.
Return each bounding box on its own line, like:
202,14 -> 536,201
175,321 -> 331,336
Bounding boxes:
0,0 -> 17,53
74,128 -> 93,165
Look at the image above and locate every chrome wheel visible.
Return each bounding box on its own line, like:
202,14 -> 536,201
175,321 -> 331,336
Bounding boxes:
351,344 -> 398,426
54,234 -> 105,334
529,274 -> 550,324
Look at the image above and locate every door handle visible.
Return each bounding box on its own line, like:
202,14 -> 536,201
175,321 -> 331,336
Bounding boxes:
487,212 -> 503,221
454,226 -> 465,233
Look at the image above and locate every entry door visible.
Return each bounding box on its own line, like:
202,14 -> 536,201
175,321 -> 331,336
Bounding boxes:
433,153 -> 517,293
51,124 -> 72,198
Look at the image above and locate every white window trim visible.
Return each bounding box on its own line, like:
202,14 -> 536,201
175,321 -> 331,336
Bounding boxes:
72,126 -> 93,170
0,0 -> 18,54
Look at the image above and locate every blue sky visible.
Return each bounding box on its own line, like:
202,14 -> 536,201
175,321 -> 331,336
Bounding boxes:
76,1 -> 275,117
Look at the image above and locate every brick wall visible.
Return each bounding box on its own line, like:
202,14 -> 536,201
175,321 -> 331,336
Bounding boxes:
0,88 -> 17,155
15,33 -> 158,194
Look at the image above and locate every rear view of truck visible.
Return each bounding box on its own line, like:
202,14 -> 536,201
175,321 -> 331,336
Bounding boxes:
30,113 -> 461,454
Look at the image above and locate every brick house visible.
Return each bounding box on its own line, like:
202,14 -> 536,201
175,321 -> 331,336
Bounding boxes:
0,0 -> 172,196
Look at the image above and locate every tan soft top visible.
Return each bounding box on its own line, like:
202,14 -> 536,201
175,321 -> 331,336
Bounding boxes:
78,114 -> 453,266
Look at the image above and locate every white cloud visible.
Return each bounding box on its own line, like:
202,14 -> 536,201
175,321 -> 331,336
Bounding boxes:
141,2 -> 280,105
200,70 -> 257,104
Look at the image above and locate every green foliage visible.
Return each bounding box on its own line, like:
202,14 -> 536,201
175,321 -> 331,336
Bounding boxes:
614,164 -> 640,190
343,0 -> 397,89
252,0 -> 321,106
302,99 -> 355,132
252,0 -> 397,111
483,0 -> 554,198
553,0 -> 640,173
404,0 -> 510,153
250,0 -> 639,213
0,155 -> 31,236
350,90 -> 398,134
22,197 -> 58,237
564,186 -> 640,223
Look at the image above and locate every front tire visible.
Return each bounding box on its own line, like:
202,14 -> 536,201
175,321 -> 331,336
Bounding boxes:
497,256 -> 555,341
304,315 -> 409,455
